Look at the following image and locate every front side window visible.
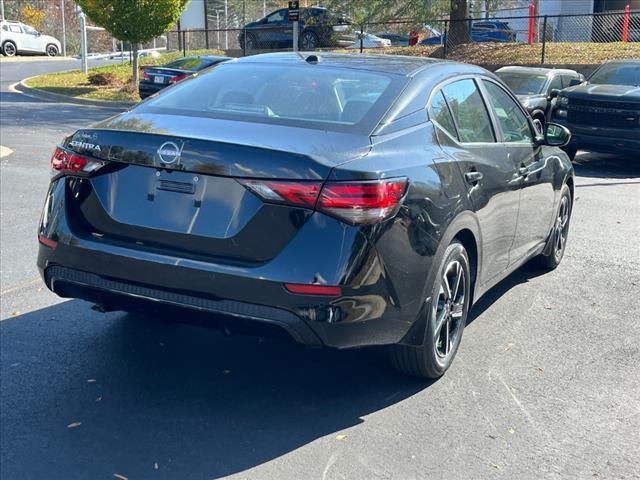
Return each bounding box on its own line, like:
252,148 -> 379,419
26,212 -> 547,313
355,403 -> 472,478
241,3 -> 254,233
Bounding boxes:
547,75 -> 562,93
265,10 -> 286,24
23,25 -> 38,35
441,79 -> 494,143
482,80 -> 533,144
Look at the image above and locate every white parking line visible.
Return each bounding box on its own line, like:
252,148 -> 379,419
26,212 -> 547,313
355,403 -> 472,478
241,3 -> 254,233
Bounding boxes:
0,145 -> 14,158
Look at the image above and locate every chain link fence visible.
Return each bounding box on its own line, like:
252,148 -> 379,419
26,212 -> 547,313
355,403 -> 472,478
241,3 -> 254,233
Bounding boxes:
168,8 -> 639,65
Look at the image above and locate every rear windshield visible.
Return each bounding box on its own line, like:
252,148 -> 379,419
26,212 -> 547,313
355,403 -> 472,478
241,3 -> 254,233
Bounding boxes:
589,63 -> 640,87
496,72 -> 547,95
138,62 -> 405,133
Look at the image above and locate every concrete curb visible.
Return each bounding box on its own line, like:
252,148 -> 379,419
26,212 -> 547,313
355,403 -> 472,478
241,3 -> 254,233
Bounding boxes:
12,77 -> 136,109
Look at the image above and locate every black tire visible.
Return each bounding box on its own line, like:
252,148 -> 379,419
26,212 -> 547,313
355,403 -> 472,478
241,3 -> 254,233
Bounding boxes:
536,183 -> 572,270
390,241 -> 472,379
2,41 -> 17,57
562,145 -> 578,161
300,30 -> 320,50
46,44 -> 59,57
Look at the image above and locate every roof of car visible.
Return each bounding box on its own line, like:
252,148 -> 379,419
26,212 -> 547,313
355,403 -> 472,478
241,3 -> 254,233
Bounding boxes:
496,66 -> 579,76
233,52 -> 457,76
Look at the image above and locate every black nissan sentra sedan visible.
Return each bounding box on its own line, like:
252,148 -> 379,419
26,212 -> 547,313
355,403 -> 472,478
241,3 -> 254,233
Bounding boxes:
38,53 -> 574,378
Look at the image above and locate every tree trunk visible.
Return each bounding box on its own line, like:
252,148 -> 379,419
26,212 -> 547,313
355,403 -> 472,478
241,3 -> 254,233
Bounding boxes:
132,43 -> 140,85
448,0 -> 469,47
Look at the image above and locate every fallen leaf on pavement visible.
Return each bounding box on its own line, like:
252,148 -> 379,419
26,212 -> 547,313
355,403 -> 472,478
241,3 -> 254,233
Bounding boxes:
113,474 -> 128,480
490,463 -> 500,469
67,422 -> 82,429
508,427 -> 515,434
11,311 -> 20,316
87,379 -> 97,383
335,434 -> 347,440
222,369 -> 231,375
95,395 -> 102,402
154,463 -> 159,470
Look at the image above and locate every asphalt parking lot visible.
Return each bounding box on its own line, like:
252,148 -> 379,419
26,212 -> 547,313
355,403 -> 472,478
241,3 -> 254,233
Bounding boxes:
1,59 -> 639,480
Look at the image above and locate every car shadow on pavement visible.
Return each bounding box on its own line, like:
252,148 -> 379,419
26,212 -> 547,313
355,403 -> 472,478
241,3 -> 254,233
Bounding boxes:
0,300 -> 430,479
466,261 -> 548,325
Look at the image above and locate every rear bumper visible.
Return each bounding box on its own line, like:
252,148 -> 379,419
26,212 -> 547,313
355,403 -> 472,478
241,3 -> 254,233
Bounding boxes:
553,119 -> 639,155
37,178 -> 423,349
138,82 -> 165,98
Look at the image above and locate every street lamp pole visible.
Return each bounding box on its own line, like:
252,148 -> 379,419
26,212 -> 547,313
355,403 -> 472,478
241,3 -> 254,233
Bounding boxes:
60,0 -> 67,56
79,10 -> 88,74
0,0 -> 5,20
224,0 -> 228,50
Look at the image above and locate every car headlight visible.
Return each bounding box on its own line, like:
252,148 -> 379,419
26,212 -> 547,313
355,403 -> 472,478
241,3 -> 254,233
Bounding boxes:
555,109 -> 568,118
558,96 -> 569,106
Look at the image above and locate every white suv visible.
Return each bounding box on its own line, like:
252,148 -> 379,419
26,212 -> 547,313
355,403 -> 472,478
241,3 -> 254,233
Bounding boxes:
1,20 -> 62,57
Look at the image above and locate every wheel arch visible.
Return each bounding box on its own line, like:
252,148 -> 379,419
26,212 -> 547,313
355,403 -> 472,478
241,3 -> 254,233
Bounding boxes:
397,210 -> 483,347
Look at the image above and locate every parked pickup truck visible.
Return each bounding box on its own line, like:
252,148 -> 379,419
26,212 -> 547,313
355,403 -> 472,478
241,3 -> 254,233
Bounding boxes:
551,59 -> 639,160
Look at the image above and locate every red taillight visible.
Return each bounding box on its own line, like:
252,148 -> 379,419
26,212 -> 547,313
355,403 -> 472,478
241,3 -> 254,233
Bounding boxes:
38,235 -> 58,250
142,70 -> 150,81
169,73 -> 189,84
284,283 -> 342,296
239,180 -> 322,208
239,178 -> 408,225
51,147 -> 105,174
319,178 -> 408,225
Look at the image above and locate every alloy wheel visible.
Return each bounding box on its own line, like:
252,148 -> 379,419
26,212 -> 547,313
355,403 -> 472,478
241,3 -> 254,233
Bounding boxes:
433,260 -> 466,363
554,196 -> 570,259
301,32 -> 318,50
3,43 -> 16,56
47,45 -> 58,57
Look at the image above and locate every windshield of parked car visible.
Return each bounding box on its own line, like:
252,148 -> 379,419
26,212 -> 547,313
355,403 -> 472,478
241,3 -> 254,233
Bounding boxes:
140,63 -> 404,133
589,63 -> 640,86
496,72 -> 547,95
163,57 -> 220,71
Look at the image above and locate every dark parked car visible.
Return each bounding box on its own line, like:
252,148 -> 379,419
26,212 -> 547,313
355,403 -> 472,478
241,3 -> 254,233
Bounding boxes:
38,53 -> 574,379
551,59 -> 639,160
238,7 -> 353,50
375,33 -> 410,46
496,66 -> 583,124
420,20 -> 516,45
139,55 -> 231,99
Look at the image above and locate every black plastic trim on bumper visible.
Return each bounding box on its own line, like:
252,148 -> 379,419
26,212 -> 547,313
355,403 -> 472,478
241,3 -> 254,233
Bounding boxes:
44,266 -> 323,347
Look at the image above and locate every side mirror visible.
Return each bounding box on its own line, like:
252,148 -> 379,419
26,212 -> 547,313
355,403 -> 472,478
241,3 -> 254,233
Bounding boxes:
549,88 -> 560,99
544,122 -> 571,147
569,78 -> 582,87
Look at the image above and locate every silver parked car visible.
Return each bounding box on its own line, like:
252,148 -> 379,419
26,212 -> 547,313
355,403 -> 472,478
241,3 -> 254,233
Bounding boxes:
1,20 -> 62,57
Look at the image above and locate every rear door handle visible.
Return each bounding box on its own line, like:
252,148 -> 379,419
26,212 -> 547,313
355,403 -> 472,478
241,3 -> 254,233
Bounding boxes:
464,171 -> 483,184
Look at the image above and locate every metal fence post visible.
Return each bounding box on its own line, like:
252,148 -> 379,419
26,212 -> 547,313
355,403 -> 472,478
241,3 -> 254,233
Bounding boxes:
442,20 -> 448,59
242,27 -> 246,57
359,24 -> 364,53
541,15 -> 548,65
622,4 -> 630,42
182,30 -> 186,56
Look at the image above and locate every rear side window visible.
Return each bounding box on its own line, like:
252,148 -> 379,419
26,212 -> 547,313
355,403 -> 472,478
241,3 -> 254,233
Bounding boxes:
441,79 -> 494,143
430,90 -> 458,140
482,80 -> 533,144
9,25 -> 22,33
